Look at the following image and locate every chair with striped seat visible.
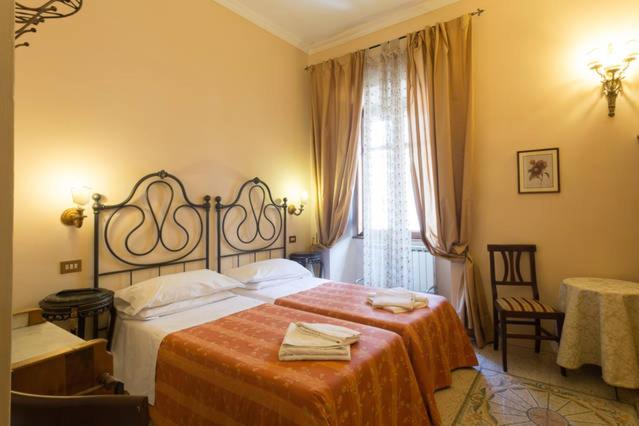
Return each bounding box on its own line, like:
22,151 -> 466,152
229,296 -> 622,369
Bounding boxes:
487,244 -> 565,374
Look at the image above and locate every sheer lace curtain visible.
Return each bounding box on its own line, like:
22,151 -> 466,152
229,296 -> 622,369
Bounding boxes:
362,40 -> 412,288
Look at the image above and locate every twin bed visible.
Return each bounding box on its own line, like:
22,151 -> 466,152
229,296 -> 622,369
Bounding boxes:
95,171 -> 477,426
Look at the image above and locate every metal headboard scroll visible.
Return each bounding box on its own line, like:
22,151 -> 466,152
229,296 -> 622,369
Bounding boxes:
93,170 -> 211,288
215,178 -> 287,272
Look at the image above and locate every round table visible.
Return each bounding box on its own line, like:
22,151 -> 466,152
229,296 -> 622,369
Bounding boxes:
39,288 -> 116,349
289,251 -> 324,278
557,277 -> 639,388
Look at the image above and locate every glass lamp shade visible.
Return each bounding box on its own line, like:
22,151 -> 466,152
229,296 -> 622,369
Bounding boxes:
300,190 -> 309,204
71,186 -> 92,206
588,41 -> 639,74
586,47 -> 602,70
602,43 -> 625,72
626,39 -> 639,61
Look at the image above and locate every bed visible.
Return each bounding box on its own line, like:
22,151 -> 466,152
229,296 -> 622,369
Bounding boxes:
95,171 -> 430,426
215,177 -> 479,425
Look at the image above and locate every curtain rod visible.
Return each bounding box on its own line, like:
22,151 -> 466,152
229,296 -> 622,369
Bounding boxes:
305,8 -> 485,71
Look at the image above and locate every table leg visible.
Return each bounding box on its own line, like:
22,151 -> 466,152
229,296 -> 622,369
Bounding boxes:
557,316 -> 567,376
107,307 -> 117,351
93,315 -> 99,339
77,316 -> 86,339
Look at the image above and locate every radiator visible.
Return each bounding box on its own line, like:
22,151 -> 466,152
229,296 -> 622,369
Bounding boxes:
408,243 -> 435,293
355,243 -> 435,292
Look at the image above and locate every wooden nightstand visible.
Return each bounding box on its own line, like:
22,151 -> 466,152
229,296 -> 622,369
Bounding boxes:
11,309 -> 124,396
289,251 -> 324,278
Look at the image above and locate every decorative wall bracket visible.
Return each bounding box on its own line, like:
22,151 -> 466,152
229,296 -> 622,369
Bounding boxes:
15,0 -> 83,48
588,41 -> 638,117
601,75 -> 623,118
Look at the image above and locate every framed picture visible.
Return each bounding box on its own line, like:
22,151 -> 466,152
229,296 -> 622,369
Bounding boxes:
517,148 -> 560,194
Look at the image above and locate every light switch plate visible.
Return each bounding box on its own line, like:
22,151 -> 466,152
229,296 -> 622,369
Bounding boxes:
60,260 -> 82,274
289,236 -> 297,243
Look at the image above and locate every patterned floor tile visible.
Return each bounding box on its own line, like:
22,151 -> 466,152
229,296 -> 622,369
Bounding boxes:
453,370 -> 638,425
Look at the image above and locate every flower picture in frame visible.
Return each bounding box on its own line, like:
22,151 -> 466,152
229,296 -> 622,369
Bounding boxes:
517,148 -> 560,193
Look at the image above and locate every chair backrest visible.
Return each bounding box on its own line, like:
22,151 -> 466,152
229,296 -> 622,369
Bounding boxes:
487,244 -> 539,301
11,391 -> 149,426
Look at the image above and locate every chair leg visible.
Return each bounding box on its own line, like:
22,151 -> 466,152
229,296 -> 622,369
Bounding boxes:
493,308 -> 499,350
534,319 -> 541,353
500,311 -> 508,372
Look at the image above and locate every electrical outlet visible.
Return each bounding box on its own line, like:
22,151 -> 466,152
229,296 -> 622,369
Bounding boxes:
289,236 -> 297,243
60,260 -> 82,274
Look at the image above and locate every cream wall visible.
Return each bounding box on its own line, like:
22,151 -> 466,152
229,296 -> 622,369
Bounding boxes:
309,0 -> 639,307
1,0 -> 14,420
14,0 -> 312,309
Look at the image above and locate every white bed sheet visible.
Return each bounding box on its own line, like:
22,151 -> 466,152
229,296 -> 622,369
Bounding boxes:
112,294 -> 263,404
232,276 -> 329,303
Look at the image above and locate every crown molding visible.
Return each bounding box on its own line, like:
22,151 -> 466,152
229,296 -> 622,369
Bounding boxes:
212,0 -> 460,55
211,0 -> 307,52
307,0 -> 460,55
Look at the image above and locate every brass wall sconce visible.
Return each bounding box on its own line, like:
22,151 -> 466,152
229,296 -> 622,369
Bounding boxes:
588,40 -> 638,117
61,186 -> 91,228
287,191 -> 308,216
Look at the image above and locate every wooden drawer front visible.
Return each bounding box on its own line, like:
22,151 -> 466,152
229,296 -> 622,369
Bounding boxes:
12,340 -> 113,396
12,356 -> 67,395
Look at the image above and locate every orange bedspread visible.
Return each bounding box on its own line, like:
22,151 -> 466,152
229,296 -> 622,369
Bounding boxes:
152,303 -> 429,426
275,282 -> 478,425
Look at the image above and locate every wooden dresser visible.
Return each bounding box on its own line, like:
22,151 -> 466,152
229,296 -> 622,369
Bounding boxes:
11,308 -> 122,396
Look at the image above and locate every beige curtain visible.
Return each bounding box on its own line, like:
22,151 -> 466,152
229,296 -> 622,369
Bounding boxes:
310,51 -> 365,248
407,15 -> 492,347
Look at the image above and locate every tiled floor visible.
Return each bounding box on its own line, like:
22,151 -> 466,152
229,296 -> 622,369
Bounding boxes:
436,342 -> 639,425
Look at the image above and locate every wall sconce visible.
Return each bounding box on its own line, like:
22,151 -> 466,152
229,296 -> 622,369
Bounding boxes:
588,40 -> 638,117
287,190 -> 308,216
60,186 -> 91,228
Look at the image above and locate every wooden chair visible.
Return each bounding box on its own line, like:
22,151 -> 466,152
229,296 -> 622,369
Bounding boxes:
487,244 -> 565,374
11,391 -> 149,426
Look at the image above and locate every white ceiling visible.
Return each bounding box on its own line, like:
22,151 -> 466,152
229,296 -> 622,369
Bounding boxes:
213,0 -> 460,54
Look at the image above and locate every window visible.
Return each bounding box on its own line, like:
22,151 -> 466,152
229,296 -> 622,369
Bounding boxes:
354,133 -> 421,239
355,41 -> 433,292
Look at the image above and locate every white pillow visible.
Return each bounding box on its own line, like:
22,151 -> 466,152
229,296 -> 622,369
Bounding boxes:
114,269 -> 243,316
118,291 -> 235,320
225,259 -> 312,284
241,279 -> 297,291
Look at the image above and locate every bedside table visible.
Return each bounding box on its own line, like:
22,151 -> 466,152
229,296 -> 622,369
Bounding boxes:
39,288 -> 116,349
289,251 -> 324,278
11,309 -> 124,396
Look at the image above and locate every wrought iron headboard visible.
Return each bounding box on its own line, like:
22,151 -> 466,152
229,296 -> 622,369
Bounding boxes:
215,177 -> 287,273
93,170 -> 211,288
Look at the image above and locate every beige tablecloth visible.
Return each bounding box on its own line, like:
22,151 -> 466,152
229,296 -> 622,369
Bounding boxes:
557,277 -> 639,389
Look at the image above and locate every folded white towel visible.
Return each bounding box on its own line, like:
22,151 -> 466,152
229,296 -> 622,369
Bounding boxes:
372,302 -> 428,314
278,344 -> 351,361
366,288 -> 429,313
279,323 -> 359,361
282,323 -> 346,348
368,287 -> 429,302
295,322 -> 360,345
371,294 -> 414,309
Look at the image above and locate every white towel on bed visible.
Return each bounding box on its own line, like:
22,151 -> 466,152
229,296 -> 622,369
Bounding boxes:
278,345 -> 351,361
278,323 -> 357,361
367,288 -> 429,313
294,322 -> 360,345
